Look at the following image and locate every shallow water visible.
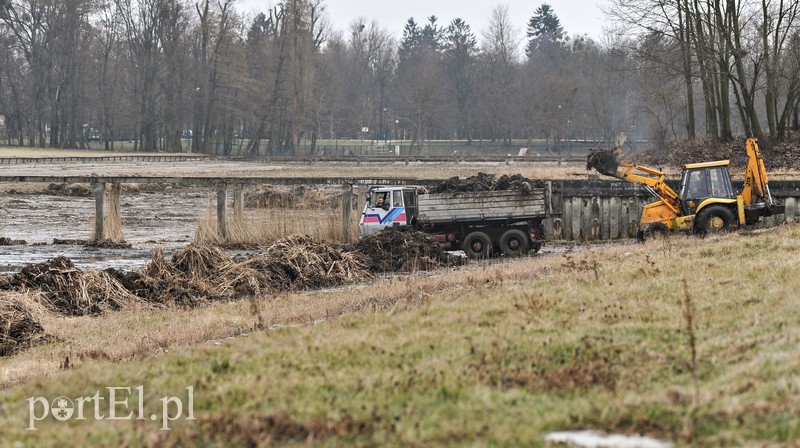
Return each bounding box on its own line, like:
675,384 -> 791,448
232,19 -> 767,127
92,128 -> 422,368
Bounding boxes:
0,189 -> 210,273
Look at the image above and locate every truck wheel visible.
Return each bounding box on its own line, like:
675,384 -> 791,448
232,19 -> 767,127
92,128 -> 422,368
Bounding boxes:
696,205 -> 735,235
463,231 -> 492,259
499,229 -> 530,257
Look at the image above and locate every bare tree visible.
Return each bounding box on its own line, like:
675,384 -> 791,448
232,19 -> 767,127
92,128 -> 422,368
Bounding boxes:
481,5 -> 520,146
444,18 -> 478,143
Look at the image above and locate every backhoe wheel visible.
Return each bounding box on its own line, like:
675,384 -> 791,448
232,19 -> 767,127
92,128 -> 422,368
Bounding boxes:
638,222 -> 670,242
463,231 -> 492,259
499,229 -> 530,257
696,205 -> 735,235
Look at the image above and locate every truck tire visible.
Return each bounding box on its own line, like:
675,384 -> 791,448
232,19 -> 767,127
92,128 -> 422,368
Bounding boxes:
463,231 -> 492,259
499,229 -> 530,257
696,205 -> 735,235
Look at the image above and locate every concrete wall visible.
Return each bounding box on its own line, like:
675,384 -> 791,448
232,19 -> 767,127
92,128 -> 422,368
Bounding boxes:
546,180 -> 800,241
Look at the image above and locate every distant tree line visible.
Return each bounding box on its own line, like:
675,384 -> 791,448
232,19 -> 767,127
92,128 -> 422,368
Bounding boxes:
0,0 -> 798,154
608,0 -> 800,150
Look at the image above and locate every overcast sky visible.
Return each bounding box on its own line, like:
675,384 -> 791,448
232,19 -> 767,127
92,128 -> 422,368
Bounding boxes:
236,0 -> 607,42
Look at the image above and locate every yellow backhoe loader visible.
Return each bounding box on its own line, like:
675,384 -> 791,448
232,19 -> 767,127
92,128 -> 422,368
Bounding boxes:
587,138 -> 785,240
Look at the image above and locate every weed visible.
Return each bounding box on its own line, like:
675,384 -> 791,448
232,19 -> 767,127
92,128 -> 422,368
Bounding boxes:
681,279 -> 699,441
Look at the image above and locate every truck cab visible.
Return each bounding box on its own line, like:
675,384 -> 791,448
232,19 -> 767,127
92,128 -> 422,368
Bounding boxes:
359,186 -> 418,235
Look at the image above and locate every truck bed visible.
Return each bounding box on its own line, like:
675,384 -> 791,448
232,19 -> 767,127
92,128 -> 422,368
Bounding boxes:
417,189 -> 547,223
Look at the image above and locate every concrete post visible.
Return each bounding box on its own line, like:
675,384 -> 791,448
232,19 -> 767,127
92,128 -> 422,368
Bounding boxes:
92,182 -> 106,240
217,183 -> 228,240
233,184 -> 244,227
108,183 -> 123,242
342,183 -> 353,243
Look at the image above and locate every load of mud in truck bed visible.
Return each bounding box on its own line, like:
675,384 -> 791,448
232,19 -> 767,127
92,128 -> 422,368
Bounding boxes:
430,173 -> 545,194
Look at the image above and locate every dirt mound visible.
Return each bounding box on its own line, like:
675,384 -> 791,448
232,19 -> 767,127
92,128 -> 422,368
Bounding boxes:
355,229 -> 455,272
0,295 -> 46,356
85,239 -> 132,249
430,173 -> 545,194
43,183 -> 93,197
108,248 -> 230,308
0,237 -> 27,246
9,256 -> 142,316
245,185 -> 339,209
632,137 -> 800,171
52,238 -> 88,245
233,235 -> 371,291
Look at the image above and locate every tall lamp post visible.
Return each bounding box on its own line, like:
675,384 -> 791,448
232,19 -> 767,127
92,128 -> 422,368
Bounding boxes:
382,108 -> 387,143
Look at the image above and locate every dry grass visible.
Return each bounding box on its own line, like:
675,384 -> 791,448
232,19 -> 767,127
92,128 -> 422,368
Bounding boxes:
0,294 -> 46,356
0,225 -> 799,446
0,251 -> 568,388
194,189 -> 359,245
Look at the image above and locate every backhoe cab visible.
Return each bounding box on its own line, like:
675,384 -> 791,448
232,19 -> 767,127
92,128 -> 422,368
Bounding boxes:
587,138 -> 784,239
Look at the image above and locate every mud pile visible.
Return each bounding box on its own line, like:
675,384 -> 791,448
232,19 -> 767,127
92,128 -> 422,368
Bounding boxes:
245,185 -> 340,209
430,173 -> 545,194
0,230 -> 468,356
0,295 -> 46,356
355,229 -> 456,272
235,235 -> 371,291
0,237 -> 27,246
586,149 -> 620,176
107,239 -> 372,305
107,247 -> 233,308
43,183 -> 93,197
6,256 -> 141,316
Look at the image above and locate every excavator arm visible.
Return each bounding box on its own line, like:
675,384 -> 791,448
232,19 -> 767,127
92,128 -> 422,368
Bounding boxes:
742,138 -> 774,208
614,163 -> 682,213
740,138 -> 784,221
587,149 -> 682,213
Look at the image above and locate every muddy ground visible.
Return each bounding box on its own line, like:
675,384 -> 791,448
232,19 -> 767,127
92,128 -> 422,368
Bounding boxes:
0,187 -> 208,273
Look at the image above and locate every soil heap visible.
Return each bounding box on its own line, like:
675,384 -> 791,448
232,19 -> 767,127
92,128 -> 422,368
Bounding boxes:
430,173 -> 545,194
355,229 -> 456,273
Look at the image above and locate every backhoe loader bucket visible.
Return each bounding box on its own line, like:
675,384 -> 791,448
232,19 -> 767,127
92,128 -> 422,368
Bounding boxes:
586,148 -> 620,177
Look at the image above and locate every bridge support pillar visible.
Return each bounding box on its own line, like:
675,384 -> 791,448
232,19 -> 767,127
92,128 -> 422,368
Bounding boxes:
342,183 -> 353,243
217,183 -> 228,240
107,183 -> 123,242
91,182 -> 106,240
233,184 -> 244,227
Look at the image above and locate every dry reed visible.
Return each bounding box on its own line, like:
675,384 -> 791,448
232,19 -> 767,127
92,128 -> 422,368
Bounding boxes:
194,186 -> 358,245
10,256 -> 144,316
0,293 -> 46,355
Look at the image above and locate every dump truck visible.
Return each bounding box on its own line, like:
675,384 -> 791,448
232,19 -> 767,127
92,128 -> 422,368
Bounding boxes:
359,184 -> 548,258
586,137 -> 784,239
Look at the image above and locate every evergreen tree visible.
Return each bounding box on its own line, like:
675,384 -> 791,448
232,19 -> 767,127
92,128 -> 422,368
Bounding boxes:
526,4 -> 566,58
399,18 -> 421,63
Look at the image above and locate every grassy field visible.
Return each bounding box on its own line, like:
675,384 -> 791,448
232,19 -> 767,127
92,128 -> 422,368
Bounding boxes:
0,224 -> 798,446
